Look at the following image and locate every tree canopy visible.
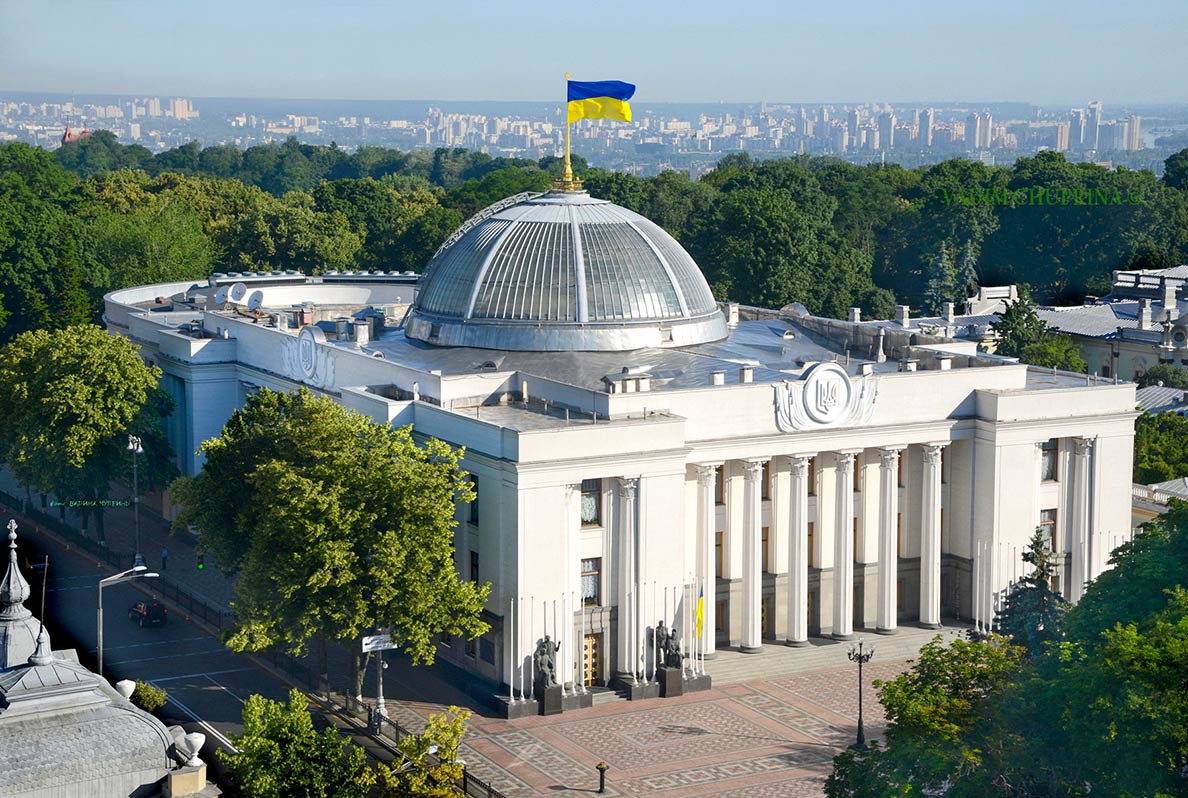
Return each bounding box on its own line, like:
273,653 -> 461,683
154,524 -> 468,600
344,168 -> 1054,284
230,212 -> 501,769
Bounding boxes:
171,388 -> 488,691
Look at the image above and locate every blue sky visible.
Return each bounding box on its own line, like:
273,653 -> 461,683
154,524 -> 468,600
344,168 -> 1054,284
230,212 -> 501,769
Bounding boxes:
2,0 -> 1184,104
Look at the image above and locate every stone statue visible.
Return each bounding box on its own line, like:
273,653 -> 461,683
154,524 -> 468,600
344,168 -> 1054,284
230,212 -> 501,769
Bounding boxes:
533,635 -> 559,691
662,626 -> 683,668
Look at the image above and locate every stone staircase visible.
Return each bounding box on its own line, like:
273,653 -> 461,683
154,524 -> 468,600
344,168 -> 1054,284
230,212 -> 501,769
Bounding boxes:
703,623 -> 968,685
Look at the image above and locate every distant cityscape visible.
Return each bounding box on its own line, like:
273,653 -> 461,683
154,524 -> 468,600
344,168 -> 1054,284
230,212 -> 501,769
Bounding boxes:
1,91 -> 1184,176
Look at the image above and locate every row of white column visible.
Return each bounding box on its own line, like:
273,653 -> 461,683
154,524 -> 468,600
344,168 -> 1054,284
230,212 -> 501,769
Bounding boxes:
694,443 -> 948,652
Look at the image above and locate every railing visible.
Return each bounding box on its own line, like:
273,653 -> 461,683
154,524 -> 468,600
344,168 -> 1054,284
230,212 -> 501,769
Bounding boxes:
1133,483 -> 1175,505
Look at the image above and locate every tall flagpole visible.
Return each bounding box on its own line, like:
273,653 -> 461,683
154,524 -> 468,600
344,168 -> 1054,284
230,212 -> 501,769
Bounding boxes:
563,72 -> 573,187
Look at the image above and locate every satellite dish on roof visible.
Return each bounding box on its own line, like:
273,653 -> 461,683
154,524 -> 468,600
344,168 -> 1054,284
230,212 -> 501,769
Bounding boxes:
229,282 -> 248,303
247,290 -> 264,312
213,286 -> 229,306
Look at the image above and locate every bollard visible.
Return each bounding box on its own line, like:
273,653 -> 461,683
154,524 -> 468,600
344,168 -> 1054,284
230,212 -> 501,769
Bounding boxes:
596,761 -> 609,794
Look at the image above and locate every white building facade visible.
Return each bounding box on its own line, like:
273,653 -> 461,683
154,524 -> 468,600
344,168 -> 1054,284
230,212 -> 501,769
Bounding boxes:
105,189 -> 1136,709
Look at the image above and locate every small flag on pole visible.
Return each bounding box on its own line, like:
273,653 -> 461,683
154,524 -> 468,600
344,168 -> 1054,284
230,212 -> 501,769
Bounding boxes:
695,584 -> 704,638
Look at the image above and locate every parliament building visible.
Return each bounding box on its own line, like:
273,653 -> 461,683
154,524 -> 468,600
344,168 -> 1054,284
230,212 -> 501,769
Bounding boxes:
106,187 -> 1136,706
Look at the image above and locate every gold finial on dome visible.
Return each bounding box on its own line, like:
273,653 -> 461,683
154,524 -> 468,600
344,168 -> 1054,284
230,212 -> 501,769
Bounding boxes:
554,72 -> 583,192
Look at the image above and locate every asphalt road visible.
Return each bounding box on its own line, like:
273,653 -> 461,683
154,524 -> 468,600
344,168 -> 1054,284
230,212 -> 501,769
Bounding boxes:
15,522 -> 395,793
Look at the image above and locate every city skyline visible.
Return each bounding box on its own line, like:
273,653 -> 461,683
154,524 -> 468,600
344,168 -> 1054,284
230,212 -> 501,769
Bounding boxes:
2,0 -> 1187,105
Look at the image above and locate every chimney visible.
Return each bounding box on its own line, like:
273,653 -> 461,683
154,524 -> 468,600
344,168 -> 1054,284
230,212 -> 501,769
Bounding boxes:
1163,280 -> 1178,319
726,302 -> 740,326
274,312 -> 289,331
710,370 -> 726,386
522,379 -> 529,403
943,302 -> 955,324
937,354 -> 954,371
335,317 -> 352,339
848,307 -> 861,323
353,321 -> 369,347
896,305 -> 910,327
739,365 -> 754,383
1139,298 -> 1153,330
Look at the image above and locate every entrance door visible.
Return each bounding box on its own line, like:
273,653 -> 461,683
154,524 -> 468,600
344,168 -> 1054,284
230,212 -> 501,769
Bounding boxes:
583,633 -> 602,687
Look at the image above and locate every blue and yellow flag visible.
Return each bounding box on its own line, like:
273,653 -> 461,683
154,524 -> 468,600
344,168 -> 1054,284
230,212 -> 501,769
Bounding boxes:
695,584 -> 704,638
567,79 -> 635,124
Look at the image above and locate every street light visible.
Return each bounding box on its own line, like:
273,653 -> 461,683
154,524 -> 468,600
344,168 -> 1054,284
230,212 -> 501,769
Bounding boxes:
97,564 -> 158,677
127,435 -> 144,569
847,639 -> 875,749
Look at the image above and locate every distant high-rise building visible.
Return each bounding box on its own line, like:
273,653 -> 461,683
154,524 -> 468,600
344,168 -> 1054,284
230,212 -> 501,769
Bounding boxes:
878,112 -> 896,150
966,113 -> 982,148
820,105 -> 830,125
1055,121 -> 1070,152
847,108 -> 861,142
170,98 -> 192,121
921,108 -> 934,147
147,97 -> 162,117
830,123 -> 849,152
978,113 -> 994,148
1127,115 -> 1142,151
1069,109 -> 1086,149
1086,101 -> 1103,150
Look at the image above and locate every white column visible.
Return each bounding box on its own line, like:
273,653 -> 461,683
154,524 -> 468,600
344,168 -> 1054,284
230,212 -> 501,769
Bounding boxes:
833,452 -> 857,639
786,454 -> 812,646
919,443 -> 945,629
740,459 -> 766,653
694,464 -> 719,658
615,477 -> 638,681
1070,437 -> 1094,602
876,447 -> 902,634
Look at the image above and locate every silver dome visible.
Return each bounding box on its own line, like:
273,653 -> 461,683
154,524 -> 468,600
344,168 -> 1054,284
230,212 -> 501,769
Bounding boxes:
405,190 -> 727,351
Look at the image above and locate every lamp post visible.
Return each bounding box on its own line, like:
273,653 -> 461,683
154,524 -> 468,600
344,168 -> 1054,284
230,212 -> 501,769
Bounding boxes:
127,435 -> 144,569
97,564 -> 158,677
847,638 -> 875,749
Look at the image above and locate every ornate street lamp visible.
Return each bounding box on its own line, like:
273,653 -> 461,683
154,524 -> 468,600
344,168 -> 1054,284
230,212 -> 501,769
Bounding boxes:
847,638 -> 875,749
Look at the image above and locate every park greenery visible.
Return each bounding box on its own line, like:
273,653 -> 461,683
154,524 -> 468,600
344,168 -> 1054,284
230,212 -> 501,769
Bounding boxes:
989,289 -> 1088,372
129,679 -> 168,713
826,505 -> 1188,797
4,134 -> 1188,356
222,689 -> 471,798
0,324 -> 176,536
170,388 -> 489,695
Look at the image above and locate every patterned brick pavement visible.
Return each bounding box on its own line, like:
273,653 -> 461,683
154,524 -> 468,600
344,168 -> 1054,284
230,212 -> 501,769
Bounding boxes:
414,657 -> 917,798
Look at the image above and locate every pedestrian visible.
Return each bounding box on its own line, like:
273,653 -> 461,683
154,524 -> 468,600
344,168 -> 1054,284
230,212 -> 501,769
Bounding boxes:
161,547 -> 168,571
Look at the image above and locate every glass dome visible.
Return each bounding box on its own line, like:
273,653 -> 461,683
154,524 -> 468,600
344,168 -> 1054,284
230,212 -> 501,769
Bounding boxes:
404,190 -> 727,351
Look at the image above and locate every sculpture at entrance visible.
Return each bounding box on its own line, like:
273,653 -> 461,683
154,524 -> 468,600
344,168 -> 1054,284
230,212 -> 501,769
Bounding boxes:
533,635 -> 560,690
655,621 -> 684,669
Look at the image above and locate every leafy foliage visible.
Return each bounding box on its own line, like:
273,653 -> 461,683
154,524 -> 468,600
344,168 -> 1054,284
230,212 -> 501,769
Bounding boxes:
220,689 -> 375,798
994,529 -> 1069,658
1134,411 -> 1188,484
1136,363 -> 1188,389
171,389 -> 488,691
827,503 -> 1188,796
129,679 -> 167,713
378,706 -> 470,798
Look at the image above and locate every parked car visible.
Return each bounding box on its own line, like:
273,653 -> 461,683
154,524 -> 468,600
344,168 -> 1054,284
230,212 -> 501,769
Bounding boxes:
128,600 -> 167,627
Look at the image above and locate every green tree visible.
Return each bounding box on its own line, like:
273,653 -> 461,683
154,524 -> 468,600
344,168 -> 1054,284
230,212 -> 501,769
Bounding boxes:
1136,363 -> 1188,389
378,706 -> 470,798
994,529 -> 1069,658
922,242 -> 957,315
1018,333 -> 1088,372
0,325 -> 161,513
1133,412 -> 1188,484
1164,147 -> 1188,192
990,291 -> 1049,357
220,689 -> 375,798
171,389 -> 488,694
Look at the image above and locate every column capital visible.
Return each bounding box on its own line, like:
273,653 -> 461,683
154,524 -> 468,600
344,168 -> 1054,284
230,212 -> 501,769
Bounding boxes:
1074,437 -> 1096,455
878,447 -> 903,468
615,476 -> 639,500
834,451 -> 858,471
921,442 -> 947,465
693,463 -> 721,486
789,453 -> 814,478
742,459 -> 766,481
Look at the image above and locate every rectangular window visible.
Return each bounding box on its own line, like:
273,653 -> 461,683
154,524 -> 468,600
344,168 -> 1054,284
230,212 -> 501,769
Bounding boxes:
761,461 -> 771,500
1040,439 -> 1059,482
1101,364 -> 1111,378
715,530 -> 724,577
581,558 -> 602,606
807,521 -> 815,568
468,476 -> 479,525
470,550 -> 479,583
466,637 -> 476,658
808,458 -> 816,496
715,468 -> 725,505
762,526 -> 769,572
580,478 -> 602,526
1039,509 -> 1058,551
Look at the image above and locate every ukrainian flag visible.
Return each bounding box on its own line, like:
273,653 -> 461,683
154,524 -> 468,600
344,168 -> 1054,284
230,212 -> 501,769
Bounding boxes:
696,584 -> 704,638
567,80 -> 636,124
